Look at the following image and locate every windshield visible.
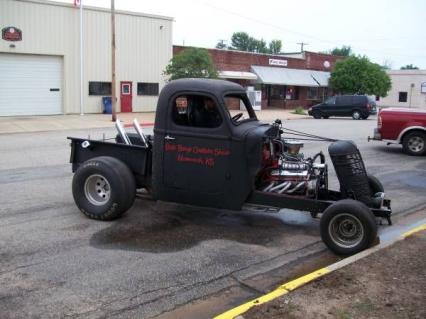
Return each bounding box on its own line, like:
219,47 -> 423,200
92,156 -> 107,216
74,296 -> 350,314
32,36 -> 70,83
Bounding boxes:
223,93 -> 257,124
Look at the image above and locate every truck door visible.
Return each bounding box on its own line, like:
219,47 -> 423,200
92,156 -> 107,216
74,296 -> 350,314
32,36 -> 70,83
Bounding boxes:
162,93 -> 232,207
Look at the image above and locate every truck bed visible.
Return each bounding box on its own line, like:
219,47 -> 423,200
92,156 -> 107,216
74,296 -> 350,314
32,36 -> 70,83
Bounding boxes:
68,136 -> 152,188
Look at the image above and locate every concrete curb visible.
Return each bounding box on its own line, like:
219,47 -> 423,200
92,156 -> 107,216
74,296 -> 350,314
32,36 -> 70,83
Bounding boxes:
214,222 -> 426,319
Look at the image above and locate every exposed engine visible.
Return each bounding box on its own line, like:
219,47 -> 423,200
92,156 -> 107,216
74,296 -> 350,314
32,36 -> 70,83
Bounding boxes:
257,121 -> 328,198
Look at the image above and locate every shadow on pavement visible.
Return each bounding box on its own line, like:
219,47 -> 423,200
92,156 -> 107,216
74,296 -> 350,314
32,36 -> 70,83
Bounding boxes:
90,201 -> 318,253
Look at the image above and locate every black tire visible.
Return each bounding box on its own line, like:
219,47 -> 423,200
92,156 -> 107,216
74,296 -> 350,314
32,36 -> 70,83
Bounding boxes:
72,156 -> 136,220
361,114 -> 369,120
312,111 -> 322,119
352,110 -> 362,120
402,131 -> 426,156
367,174 -> 384,194
320,199 -> 377,255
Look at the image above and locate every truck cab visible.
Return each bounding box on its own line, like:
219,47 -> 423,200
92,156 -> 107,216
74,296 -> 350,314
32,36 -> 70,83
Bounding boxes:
152,79 -> 275,210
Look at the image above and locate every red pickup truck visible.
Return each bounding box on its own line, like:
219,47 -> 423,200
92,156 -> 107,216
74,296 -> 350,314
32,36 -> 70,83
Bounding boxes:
369,108 -> 426,156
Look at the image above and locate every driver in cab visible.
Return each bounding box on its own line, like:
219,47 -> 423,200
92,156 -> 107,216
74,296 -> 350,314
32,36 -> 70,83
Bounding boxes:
192,97 -> 222,128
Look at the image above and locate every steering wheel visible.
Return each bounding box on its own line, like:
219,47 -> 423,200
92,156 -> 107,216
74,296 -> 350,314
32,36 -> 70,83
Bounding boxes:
231,112 -> 243,122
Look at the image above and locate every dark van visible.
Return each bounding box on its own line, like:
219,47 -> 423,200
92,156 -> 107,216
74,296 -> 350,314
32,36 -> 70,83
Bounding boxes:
308,95 -> 377,120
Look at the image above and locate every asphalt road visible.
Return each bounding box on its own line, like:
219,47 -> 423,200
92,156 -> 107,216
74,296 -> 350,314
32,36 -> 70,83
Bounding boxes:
0,117 -> 425,318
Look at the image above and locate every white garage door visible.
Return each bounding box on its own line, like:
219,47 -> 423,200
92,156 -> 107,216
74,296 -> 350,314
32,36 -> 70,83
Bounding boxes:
0,53 -> 62,116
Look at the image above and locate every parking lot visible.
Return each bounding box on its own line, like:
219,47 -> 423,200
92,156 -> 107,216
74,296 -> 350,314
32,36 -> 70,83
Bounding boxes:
1,116 -> 425,318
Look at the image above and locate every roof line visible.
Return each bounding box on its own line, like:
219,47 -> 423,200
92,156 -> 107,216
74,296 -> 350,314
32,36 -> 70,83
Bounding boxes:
15,0 -> 174,21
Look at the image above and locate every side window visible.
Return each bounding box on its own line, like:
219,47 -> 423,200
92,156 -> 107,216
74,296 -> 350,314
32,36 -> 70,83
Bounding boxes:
137,82 -> 159,96
325,96 -> 334,105
340,96 -> 352,105
89,82 -> 111,95
398,92 -> 408,102
172,95 -> 222,128
325,96 -> 336,105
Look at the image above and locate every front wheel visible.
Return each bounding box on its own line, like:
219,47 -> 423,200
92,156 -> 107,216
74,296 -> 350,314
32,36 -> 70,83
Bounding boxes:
312,111 -> 322,119
320,199 -> 377,255
402,131 -> 426,156
72,156 -> 136,220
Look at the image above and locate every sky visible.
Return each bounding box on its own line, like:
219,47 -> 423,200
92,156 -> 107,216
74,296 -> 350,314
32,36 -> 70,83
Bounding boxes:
59,0 -> 426,69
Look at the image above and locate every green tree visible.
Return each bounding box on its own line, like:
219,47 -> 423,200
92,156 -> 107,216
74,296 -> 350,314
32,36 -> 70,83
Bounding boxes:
255,39 -> 269,53
330,45 -> 352,57
229,32 -> 282,54
400,64 -> 419,70
329,56 -> 391,97
164,48 -> 218,80
230,32 -> 251,51
269,40 -> 282,54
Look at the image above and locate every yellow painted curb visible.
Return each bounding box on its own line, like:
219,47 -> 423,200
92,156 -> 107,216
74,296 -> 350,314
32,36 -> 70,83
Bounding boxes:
214,223 -> 426,319
401,224 -> 426,238
213,268 -> 330,319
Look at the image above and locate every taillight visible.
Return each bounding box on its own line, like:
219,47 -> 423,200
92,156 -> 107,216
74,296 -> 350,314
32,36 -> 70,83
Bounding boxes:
367,103 -> 371,110
378,115 -> 382,128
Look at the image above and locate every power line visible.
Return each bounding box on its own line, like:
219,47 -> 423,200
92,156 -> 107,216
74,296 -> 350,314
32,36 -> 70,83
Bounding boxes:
197,1 -> 426,59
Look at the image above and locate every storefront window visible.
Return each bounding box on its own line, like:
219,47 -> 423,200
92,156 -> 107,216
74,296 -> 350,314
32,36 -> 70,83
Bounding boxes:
307,87 -> 319,100
270,85 -> 286,100
286,86 -> 299,100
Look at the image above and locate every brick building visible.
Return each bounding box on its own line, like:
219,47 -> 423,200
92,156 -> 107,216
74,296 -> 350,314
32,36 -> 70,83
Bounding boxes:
173,46 -> 342,109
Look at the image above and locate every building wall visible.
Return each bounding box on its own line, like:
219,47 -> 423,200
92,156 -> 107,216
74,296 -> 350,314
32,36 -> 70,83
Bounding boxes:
173,46 -> 340,73
0,0 -> 173,114
377,70 -> 426,109
173,46 -> 340,109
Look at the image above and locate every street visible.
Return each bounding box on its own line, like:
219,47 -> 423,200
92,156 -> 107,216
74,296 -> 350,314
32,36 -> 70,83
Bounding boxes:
0,117 -> 425,318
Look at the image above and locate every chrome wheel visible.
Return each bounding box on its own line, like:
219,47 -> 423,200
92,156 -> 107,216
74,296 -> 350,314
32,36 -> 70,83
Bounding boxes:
407,136 -> 425,153
328,213 -> 364,249
352,111 -> 361,120
84,174 -> 111,206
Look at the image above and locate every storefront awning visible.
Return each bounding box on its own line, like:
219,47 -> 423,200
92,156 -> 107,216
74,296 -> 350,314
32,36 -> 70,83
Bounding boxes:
251,66 -> 330,87
218,70 -> 258,80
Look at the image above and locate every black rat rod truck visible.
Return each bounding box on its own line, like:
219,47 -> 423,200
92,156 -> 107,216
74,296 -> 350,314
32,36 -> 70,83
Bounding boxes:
68,79 -> 392,255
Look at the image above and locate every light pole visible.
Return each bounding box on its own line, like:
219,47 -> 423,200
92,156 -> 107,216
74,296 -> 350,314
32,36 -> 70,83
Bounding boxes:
111,0 -> 117,121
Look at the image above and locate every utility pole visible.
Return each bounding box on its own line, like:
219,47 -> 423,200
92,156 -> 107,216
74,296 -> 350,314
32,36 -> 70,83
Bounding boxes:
111,0 -> 117,121
297,42 -> 309,52
78,0 -> 84,115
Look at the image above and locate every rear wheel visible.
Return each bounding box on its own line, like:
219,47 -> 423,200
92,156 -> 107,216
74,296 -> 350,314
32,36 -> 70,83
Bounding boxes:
402,131 -> 426,156
352,110 -> 362,120
312,110 -> 322,119
72,156 -> 136,220
320,199 -> 377,255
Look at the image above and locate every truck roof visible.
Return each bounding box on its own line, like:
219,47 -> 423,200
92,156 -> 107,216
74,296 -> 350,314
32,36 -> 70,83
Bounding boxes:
155,78 -> 247,130
161,78 -> 245,94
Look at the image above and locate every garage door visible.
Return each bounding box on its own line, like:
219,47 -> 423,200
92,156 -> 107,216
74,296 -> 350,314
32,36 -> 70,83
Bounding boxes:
0,53 -> 62,116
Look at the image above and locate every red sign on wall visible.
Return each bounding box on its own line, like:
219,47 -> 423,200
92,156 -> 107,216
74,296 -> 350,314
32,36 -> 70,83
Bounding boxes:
2,27 -> 22,41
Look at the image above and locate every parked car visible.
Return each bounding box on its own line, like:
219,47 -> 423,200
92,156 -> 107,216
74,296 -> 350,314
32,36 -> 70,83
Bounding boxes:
368,107 -> 426,156
308,95 -> 377,120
